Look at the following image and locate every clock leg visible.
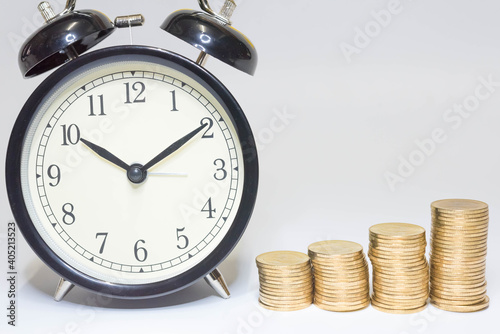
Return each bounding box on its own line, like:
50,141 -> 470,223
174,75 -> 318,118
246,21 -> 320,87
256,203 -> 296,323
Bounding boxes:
53,278 -> 75,302
204,268 -> 230,299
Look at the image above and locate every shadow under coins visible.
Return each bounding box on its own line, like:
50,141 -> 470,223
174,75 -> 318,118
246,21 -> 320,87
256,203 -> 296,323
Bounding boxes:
28,254 -> 240,309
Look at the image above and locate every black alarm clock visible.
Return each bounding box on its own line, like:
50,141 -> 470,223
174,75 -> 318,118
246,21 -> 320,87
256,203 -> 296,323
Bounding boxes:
6,0 -> 258,301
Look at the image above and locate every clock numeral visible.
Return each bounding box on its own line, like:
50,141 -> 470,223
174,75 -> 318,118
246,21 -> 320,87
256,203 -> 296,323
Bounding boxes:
176,228 -> 189,250
200,117 -> 214,139
134,239 -> 148,262
213,159 -> 227,181
47,164 -> 61,187
95,232 -> 108,254
88,94 -> 106,116
61,124 -> 80,146
124,82 -> 146,104
62,203 -> 75,225
170,90 -> 179,111
201,198 -> 216,219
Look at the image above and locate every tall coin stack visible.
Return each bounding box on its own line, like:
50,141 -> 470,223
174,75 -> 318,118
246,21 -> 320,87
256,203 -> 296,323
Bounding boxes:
255,251 -> 313,311
430,199 -> 490,312
369,223 -> 429,314
308,240 -> 370,312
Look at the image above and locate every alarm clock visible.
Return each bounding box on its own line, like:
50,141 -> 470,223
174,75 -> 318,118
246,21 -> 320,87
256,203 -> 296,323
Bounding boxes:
6,0 -> 258,301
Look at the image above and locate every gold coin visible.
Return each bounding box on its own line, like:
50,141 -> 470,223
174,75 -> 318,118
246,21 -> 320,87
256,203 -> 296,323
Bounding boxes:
430,266 -> 485,275
430,238 -> 488,248
431,230 -> 488,239
430,250 -> 486,259
430,270 -> 485,281
431,236 -> 488,246
312,260 -> 367,271
314,289 -> 369,298
314,268 -> 368,278
370,223 -> 426,239
259,272 -> 313,281
430,254 -> 486,264
430,264 -> 486,274
431,226 -> 489,235
430,256 -> 486,266
431,199 -> 488,214
430,250 -> 487,260
430,296 -> 489,313
373,274 -> 429,285
371,295 -> 428,307
369,248 -> 426,258
432,214 -> 489,222
259,285 -> 313,296
258,265 -> 312,274
259,281 -> 313,291
259,287 -> 313,297
258,299 -> 311,311
372,279 -> 429,290
371,261 -> 429,271
430,292 -> 486,305
370,237 -> 425,244
308,240 -> 363,257
314,296 -> 370,307
310,251 -> 365,262
314,285 -> 369,295
373,284 -> 429,295
313,271 -> 368,280
431,280 -> 487,291
372,300 -> 428,314
430,238 -> 488,247
314,299 -> 370,312
314,292 -> 369,303
431,229 -> 488,237
431,245 -> 488,255
432,210 -> 489,218
259,294 -> 313,305
370,234 -> 426,243
431,206 -> 488,215
430,285 -> 487,297
313,264 -> 368,275
256,251 -> 310,269
259,291 -> 313,301
431,219 -> 489,227
431,275 -> 485,286
258,270 -> 312,280
314,276 -> 368,285
314,279 -> 368,288
373,289 -> 429,300
372,297 -> 429,308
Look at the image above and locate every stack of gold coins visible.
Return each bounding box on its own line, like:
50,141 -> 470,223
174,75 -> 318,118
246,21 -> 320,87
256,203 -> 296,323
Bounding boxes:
369,223 -> 429,314
255,251 -> 313,311
308,240 -> 370,312
430,199 -> 489,312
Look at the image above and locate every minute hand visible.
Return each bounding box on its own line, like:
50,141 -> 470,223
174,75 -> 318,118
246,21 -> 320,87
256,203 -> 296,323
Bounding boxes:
141,123 -> 207,171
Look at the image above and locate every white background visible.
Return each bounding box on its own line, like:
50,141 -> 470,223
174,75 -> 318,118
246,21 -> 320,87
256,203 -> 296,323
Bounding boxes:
1,0 -> 499,333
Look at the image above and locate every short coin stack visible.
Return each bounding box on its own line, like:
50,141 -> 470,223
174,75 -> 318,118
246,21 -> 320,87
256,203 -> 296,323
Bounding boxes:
308,240 -> 370,312
430,199 -> 490,312
369,223 -> 429,314
255,251 -> 313,311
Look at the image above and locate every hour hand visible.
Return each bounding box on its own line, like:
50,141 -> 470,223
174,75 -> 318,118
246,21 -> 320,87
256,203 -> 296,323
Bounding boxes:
80,138 -> 130,171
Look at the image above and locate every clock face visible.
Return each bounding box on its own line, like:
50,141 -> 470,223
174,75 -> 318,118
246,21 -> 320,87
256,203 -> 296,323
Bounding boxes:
7,46 -> 258,296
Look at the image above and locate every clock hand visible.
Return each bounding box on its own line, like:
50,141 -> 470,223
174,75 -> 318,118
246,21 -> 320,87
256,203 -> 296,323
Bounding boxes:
148,172 -> 188,177
141,123 -> 207,171
80,138 -> 130,171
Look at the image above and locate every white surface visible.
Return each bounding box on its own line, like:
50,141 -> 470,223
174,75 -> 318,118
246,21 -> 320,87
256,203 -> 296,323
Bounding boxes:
1,0 -> 499,333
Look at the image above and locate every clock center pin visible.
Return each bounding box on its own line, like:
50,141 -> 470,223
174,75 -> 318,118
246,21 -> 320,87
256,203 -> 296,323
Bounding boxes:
127,164 -> 147,184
